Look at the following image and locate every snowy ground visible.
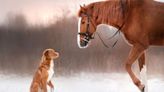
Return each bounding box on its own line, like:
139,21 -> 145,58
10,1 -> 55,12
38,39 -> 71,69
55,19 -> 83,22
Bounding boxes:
0,73 -> 164,92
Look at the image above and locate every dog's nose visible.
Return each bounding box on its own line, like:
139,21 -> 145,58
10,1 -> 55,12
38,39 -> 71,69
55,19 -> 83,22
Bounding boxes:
54,52 -> 59,58
56,52 -> 59,57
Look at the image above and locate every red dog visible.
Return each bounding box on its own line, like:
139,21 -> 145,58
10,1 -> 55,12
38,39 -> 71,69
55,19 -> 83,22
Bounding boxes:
30,49 -> 59,92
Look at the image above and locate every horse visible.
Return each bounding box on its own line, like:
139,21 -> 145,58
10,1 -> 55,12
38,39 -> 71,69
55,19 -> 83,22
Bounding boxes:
77,0 -> 164,92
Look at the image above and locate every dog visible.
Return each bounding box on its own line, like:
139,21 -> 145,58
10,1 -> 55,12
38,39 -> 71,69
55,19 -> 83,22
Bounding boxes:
30,49 -> 59,92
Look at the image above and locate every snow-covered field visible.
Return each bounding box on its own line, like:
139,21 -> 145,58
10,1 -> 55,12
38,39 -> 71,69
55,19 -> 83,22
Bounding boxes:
0,73 -> 164,92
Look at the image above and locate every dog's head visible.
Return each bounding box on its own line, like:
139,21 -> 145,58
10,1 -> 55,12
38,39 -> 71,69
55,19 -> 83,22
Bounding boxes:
42,49 -> 59,60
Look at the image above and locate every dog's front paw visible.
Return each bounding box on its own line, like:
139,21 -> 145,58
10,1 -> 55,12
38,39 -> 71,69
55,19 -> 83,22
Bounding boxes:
50,88 -> 54,92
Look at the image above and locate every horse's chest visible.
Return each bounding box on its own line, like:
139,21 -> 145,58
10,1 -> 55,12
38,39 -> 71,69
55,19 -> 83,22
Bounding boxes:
149,31 -> 164,40
148,31 -> 164,45
47,60 -> 54,82
122,33 -> 135,45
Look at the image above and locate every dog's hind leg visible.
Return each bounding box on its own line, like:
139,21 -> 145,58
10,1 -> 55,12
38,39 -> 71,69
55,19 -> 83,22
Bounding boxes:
48,81 -> 54,92
30,82 -> 39,92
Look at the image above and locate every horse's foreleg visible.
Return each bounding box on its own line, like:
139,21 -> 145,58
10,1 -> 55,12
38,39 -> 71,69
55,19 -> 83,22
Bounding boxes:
138,52 -> 148,92
138,53 -> 145,71
125,44 -> 146,91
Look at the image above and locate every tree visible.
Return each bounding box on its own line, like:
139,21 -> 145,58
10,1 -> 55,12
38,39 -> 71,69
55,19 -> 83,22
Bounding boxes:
5,13 -> 28,31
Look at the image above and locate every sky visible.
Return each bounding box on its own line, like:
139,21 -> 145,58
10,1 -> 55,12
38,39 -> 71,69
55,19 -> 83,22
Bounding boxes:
0,0 -> 163,24
0,0 -> 101,24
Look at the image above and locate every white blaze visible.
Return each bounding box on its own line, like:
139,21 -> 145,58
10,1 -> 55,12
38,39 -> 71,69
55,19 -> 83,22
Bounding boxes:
77,17 -> 90,49
77,17 -> 82,48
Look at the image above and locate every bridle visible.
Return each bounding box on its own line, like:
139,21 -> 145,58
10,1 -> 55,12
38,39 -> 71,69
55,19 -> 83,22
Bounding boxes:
78,14 -> 96,43
78,13 -> 125,48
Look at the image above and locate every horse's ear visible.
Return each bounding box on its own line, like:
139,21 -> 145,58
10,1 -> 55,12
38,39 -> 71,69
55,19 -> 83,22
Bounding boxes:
79,5 -> 87,16
80,5 -> 86,11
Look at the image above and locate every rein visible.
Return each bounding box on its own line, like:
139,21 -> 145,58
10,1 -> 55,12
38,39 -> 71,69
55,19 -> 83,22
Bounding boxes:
96,0 -> 126,48
96,23 -> 125,48
78,14 -> 94,41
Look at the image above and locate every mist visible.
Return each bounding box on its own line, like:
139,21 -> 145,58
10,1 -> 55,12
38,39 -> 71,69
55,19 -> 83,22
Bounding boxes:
0,13 -> 164,76
0,0 -> 164,92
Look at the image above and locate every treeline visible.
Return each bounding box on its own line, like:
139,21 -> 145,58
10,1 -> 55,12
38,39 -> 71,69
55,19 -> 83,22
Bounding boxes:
0,14 -> 163,76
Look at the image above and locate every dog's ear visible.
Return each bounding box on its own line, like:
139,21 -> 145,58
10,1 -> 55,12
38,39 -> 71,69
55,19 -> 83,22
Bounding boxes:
42,50 -> 50,60
44,50 -> 49,57
41,50 -> 47,62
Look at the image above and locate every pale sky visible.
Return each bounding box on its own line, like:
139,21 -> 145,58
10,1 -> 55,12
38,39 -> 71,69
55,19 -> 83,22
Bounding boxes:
0,0 -> 163,24
0,0 -> 101,24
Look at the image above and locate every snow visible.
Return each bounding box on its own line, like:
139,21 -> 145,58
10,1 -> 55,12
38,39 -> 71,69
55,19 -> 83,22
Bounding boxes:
0,73 -> 164,92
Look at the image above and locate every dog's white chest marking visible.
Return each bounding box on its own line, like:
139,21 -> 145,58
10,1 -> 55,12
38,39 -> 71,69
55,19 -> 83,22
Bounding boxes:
47,60 -> 54,82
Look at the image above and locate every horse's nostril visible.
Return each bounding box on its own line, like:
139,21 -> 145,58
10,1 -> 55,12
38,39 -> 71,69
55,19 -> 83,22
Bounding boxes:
80,40 -> 88,47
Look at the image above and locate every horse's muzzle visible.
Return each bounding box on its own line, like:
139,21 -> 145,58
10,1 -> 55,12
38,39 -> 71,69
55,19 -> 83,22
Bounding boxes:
80,40 -> 88,47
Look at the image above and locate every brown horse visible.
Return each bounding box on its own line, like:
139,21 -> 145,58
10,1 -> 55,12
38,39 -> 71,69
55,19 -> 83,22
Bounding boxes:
77,0 -> 164,92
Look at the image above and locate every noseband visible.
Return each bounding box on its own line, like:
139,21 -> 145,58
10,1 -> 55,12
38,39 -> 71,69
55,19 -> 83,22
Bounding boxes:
78,14 -> 95,42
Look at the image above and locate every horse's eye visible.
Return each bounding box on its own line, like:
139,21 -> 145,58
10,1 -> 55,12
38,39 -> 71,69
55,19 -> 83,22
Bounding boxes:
81,21 -> 85,24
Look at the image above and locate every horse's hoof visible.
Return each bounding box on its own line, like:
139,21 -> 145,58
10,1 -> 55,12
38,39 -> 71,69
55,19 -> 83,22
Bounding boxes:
139,85 -> 145,92
141,86 -> 145,92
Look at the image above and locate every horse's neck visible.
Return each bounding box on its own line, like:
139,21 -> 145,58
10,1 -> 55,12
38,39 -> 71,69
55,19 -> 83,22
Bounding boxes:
92,0 -> 154,32
94,1 -> 127,30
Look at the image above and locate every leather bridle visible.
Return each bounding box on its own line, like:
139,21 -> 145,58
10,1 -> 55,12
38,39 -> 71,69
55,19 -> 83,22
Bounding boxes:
78,14 -> 96,42
78,13 -> 125,48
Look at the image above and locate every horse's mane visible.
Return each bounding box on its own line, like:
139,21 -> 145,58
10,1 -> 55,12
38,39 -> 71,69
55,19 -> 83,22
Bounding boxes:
78,0 -> 129,27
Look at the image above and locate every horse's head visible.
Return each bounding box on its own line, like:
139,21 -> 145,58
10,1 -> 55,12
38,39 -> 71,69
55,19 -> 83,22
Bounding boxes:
77,5 -> 97,48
